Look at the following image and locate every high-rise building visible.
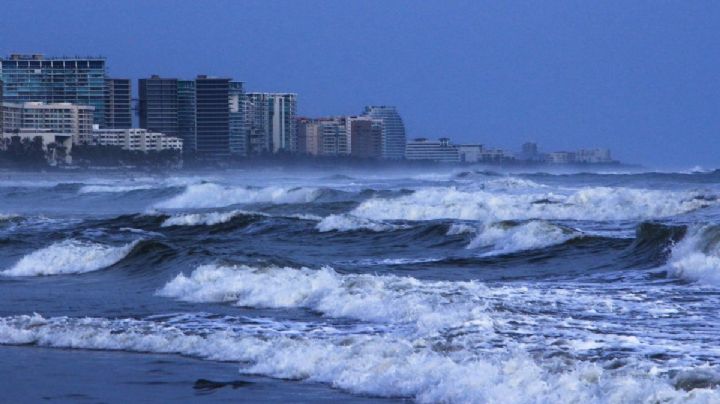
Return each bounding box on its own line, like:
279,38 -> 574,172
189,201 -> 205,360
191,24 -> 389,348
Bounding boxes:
229,81 -> 246,156
138,76 -> 179,137
520,142 -> 539,161
362,105 -> 406,159
296,117 -> 322,155
318,117 -> 350,156
195,76 -> 231,157
0,79 -> 3,134
104,78 -> 131,129
0,54 -> 107,126
244,93 -> 297,154
177,80 -> 197,153
349,116 -> 383,159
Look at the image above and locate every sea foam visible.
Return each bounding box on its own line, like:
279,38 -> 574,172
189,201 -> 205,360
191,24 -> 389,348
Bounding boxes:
0,314 -> 715,403
316,214 -> 409,233
153,183 -> 320,209
350,186 -> 715,222
667,225 -> 720,285
1,239 -> 138,276
467,220 -> 580,255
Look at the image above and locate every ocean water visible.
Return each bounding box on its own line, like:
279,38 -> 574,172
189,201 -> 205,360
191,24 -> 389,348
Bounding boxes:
1,167 -> 720,403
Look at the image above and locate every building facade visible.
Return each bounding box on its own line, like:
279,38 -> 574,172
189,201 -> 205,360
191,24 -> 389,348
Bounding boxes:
0,54 -> 107,126
348,116 -> 383,159
177,80 -> 197,153
2,102 -> 94,144
318,117 -> 350,156
91,128 -> 182,152
195,76 -> 231,157
104,78 -> 131,129
244,92 -> 297,154
296,117 -> 322,155
138,76 -> 179,137
362,105 -> 406,159
405,138 -> 459,162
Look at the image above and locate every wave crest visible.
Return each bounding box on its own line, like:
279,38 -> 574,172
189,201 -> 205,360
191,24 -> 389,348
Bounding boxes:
467,220 -> 581,255
667,225 -> 720,285
1,239 -> 139,276
154,183 -> 321,209
350,187 -> 715,222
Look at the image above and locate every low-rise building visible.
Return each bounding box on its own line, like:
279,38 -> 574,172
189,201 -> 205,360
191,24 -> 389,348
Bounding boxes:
406,138 -> 460,162
90,127 -> 183,153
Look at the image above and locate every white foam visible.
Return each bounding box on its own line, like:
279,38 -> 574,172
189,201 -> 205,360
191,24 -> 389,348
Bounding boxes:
467,221 -> 580,255
316,214 -> 409,233
667,226 -> 720,285
154,183 -> 320,209
78,184 -> 154,194
0,314 -> 714,403
161,210 -> 253,227
161,210 -> 322,227
159,264 -> 492,333
446,223 -> 477,236
0,239 -> 138,276
350,186 -> 714,222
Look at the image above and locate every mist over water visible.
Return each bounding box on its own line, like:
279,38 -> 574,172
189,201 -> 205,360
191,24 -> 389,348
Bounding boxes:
1,167 -> 720,402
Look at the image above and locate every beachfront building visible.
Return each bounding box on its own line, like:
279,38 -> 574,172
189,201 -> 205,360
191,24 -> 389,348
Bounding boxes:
90,127 -> 183,153
405,138 -> 460,162
362,105 -> 406,159
0,54 -> 108,126
1,101 -> 94,144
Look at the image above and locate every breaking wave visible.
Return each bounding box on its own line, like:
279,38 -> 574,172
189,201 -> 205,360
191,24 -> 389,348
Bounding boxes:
666,225 -> 720,285
158,264 -> 492,332
154,183 -> 321,209
1,314 -> 715,403
1,239 -> 140,277
350,186 -> 716,222
316,214 -> 410,233
467,220 -> 581,255
78,184 -> 155,194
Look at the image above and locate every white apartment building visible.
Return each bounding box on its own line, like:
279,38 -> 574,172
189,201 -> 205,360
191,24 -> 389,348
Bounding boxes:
405,138 -> 460,162
2,102 -> 94,144
90,128 -> 183,153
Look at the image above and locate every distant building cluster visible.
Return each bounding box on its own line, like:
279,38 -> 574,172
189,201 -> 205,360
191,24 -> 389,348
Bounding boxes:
0,53 -> 614,166
406,139 -> 614,164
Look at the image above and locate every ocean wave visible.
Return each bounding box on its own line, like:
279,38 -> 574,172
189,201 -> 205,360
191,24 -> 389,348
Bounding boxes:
78,184 -> 155,194
446,223 -> 477,236
666,225 -> 720,285
467,220 -> 581,255
153,183 -> 321,209
0,314 -> 715,403
316,214 -> 409,233
158,264 -> 492,332
161,210 -> 257,227
161,210 -> 322,228
350,186 -> 716,222
0,239 -> 139,277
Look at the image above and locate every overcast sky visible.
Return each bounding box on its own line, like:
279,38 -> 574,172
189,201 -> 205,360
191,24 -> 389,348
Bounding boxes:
1,0 -> 718,167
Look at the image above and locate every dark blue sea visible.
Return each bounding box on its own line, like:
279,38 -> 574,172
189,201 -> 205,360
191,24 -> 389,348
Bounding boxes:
1,167 -> 720,403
